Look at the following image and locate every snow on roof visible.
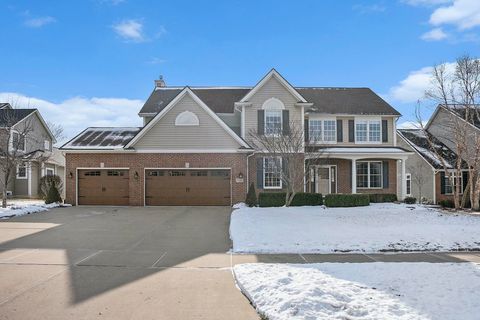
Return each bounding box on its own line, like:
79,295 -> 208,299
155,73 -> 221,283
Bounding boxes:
61,127 -> 141,150
398,129 -> 466,169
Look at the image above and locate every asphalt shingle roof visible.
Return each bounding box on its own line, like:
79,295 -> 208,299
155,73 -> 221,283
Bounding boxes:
0,109 -> 36,127
61,127 -> 141,150
398,129 -> 466,169
139,87 -> 400,116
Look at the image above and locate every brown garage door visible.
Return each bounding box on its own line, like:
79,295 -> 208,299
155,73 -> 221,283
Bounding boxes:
145,169 -> 231,206
78,169 -> 129,205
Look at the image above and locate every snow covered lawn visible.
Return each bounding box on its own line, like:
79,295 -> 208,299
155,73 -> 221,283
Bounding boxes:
0,199 -> 69,219
230,203 -> 480,253
234,263 -> 480,320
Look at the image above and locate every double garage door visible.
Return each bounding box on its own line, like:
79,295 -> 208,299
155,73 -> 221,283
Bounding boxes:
77,169 -> 231,206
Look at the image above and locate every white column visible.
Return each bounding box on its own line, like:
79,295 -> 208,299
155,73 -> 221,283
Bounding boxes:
351,159 -> 357,194
401,159 -> 406,200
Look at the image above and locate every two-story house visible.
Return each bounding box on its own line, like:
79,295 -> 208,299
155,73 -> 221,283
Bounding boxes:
61,69 -> 411,206
0,103 -> 65,198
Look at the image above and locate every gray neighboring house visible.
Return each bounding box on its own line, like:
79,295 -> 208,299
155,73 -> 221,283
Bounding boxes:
397,128 -> 468,204
0,103 -> 65,198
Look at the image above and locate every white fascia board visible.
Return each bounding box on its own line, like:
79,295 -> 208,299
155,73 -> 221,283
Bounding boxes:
240,69 -> 307,103
126,87 -> 250,149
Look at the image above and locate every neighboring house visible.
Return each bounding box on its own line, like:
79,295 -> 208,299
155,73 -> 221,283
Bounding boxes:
397,129 -> 468,204
0,103 -> 65,198
61,69 -> 411,206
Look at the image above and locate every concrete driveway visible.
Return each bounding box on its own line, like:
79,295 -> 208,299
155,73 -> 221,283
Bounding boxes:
0,206 -> 259,320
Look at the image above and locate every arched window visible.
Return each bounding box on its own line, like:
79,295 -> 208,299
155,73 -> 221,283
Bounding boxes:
175,111 -> 199,126
262,98 -> 284,135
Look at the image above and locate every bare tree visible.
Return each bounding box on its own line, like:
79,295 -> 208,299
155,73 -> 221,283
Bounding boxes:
407,160 -> 429,202
418,55 -> 480,209
0,111 -> 35,208
249,120 -> 323,206
47,121 -> 65,144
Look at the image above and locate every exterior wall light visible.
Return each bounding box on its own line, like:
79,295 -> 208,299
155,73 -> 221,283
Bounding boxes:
134,171 -> 139,180
68,172 -> 73,179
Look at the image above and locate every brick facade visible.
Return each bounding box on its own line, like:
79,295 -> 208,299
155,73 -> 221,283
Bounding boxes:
65,153 -> 249,206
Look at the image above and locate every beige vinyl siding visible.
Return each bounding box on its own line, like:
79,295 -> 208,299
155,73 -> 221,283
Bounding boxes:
244,76 -> 302,141
134,94 -> 242,150
397,133 -> 435,202
14,113 -> 53,154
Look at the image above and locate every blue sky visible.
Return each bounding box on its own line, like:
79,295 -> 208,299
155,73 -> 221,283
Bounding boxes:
1,0 -> 479,142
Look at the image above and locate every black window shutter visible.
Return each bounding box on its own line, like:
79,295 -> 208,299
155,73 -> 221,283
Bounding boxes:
257,110 -> 265,135
348,120 -> 355,142
382,161 -> 389,188
382,120 -> 388,143
282,110 -> 290,135
440,171 -> 446,194
337,119 -> 343,142
304,119 -> 309,142
462,171 -> 468,192
256,158 -> 264,189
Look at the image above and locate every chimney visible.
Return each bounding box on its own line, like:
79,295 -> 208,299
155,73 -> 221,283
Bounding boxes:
155,75 -> 166,88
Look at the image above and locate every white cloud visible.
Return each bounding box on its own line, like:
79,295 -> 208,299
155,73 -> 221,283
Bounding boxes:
421,27 -> 448,40
24,16 -> 56,28
430,0 -> 480,30
112,19 -> 145,42
0,92 -> 143,144
387,62 -> 456,103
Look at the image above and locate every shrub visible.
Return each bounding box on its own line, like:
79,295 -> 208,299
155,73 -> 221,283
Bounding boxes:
290,193 -> 323,206
245,183 -> 258,207
258,192 -> 286,207
258,192 -> 324,207
324,194 -> 370,207
45,183 -> 62,204
39,174 -> 63,200
438,199 -> 455,208
369,193 -> 398,203
404,196 -> 416,204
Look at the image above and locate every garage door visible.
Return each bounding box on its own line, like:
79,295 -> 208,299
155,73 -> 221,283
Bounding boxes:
145,169 -> 231,206
78,169 -> 129,205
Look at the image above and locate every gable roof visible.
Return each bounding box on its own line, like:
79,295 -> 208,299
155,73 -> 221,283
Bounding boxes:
61,127 -> 141,150
0,103 -> 12,110
397,129 -> 467,169
140,87 -> 400,116
126,87 -> 251,149
0,109 -> 36,127
239,69 -> 307,103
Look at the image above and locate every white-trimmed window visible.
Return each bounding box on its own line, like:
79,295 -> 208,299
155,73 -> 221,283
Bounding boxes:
444,172 -> 463,195
406,173 -> 411,196
44,140 -> 51,151
309,119 -> 336,143
12,131 -> 26,152
355,119 -> 381,143
263,157 -> 282,189
16,163 -> 27,179
175,111 -> 199,126
46,168 -> 55,176
357,161 -> 382,188
265,110 -> 282,135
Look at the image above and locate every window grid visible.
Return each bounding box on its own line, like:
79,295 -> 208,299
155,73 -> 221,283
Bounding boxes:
406,173 -> 411,195
309,119 -> 336,143
309,120 -> 322,142
264,157 -> 282,188
17,164 -> 27,179
356,161 -> 382,189
265,110 -> 282,135
444,173 -> 463,195
355,120 -> 381,143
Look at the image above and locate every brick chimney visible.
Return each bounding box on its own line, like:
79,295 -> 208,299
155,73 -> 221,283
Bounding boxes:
155,75 -> 166,88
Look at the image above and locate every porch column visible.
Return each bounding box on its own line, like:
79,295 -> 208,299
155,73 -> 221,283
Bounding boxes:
351,159 -> 357,194
401,159 -> 406,200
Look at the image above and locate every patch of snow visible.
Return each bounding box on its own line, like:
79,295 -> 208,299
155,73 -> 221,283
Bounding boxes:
232,202 -> 247,209
230,203 -> 480,253
0,201 -> 70,219
234,262 -> 480,320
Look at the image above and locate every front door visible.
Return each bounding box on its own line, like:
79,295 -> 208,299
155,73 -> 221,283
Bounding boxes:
315,166 -> 337,195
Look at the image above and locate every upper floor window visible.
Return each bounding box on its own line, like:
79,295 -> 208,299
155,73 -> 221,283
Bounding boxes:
262,98 -> 285,136
355,119 -> 381,143
12,131 -> 26,152
309,119 -> 336,143
44,140 -> 51,151
265,110 -> 282,135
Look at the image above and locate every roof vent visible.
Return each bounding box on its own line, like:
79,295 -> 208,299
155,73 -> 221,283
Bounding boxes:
155,75 -> 166,88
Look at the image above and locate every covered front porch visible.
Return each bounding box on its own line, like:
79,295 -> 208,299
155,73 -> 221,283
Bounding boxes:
306,147 -> 412,200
